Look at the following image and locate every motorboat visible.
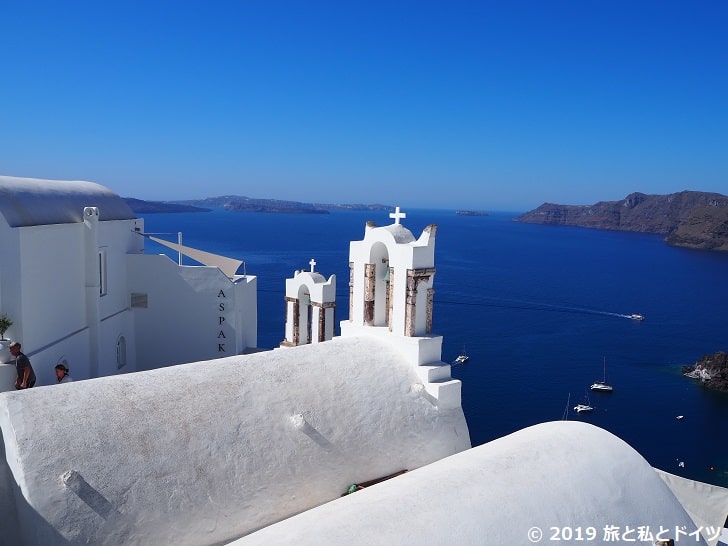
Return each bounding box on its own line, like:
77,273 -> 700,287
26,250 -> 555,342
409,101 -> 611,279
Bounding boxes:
629,314 -> 645,321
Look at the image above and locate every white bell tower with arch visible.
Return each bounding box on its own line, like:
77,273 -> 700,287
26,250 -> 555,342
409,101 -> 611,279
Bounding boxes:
343,207 -> 437,339
340,207 -> 460,409
280,259 -> 336,347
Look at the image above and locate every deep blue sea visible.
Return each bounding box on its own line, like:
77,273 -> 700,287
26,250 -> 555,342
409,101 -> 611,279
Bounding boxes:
141,209 -> 728,488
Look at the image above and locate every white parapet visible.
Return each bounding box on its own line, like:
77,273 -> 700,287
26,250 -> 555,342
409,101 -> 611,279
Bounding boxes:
423,379 -> 462,410
339,322 -> 443,366
415,364 -> 451,384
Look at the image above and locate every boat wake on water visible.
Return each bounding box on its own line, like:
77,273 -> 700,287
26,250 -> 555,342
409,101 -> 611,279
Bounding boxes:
437,295 -> 642,321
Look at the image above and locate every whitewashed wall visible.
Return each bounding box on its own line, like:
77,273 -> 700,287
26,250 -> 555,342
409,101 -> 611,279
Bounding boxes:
0,216 -> 144,388
0,219 -> 22,363
127,254 -> 257,369
17,224 -> 86,352
1,201 -> 255,389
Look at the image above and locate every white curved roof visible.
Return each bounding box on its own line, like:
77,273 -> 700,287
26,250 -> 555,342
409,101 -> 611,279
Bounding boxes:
237,421 -> 708,545
0,335 -> 468,545
0,175 -> 135,227
306,271 -> 327,283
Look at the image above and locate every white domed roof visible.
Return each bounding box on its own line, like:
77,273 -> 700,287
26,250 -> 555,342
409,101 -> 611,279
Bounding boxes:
381,223 -> 415,243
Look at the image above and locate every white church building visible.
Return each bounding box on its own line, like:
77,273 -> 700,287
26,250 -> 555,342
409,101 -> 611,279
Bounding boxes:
0,175 -> 256,389
1,176 -> 727,546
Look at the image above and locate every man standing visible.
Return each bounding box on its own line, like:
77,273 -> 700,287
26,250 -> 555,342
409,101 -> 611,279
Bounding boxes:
9,341 -> 36,389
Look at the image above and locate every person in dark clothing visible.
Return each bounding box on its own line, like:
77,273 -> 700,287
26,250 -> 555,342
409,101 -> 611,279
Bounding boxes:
9,341 -> 36,389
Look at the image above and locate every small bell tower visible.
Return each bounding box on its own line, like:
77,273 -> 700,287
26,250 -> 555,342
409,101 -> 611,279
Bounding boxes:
281,259 -> 336,347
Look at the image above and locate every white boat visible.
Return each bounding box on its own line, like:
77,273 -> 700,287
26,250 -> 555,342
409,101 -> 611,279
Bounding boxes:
629,314 -> 645,321
574,389 -> 594,413
590,357 -> 613,392
453,347 -> 469,365
574,391 -> 594,413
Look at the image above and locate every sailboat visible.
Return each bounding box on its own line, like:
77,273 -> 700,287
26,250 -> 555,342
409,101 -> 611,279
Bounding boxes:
453,346 -> 469,365
590,357 -> 613,392
574,390 -> 594,413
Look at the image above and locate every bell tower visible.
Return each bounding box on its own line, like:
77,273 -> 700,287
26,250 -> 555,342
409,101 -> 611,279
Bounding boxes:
340,207 -> 444,364
281,259 -> 336,347
340,207 -> 460,409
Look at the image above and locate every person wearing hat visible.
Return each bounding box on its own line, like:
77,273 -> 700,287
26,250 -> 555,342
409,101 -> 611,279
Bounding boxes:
55,362 -> 73,384
9,341 -> 36,389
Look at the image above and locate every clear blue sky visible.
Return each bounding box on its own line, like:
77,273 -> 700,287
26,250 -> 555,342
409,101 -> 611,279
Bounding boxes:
1,1 -> 726,211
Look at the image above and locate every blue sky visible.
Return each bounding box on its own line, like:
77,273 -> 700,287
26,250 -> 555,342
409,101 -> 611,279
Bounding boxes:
1,1 -> 726,211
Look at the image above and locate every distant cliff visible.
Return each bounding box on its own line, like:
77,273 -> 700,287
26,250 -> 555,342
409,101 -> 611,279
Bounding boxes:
516,191 -> 728,251
124,198 -> 210,213
195,196 -> 329,214
167,196 -> 391,214
125,196 -> 392,215
683,351 -> 728,392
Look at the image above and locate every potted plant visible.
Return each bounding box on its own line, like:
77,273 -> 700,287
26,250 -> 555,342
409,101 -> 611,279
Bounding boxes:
0,313 -> 12,340
0,313 -> 13,364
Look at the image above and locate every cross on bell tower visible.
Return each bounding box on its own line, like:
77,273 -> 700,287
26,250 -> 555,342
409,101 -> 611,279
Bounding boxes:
389,206 -> 406,225
309,258 -> 316,272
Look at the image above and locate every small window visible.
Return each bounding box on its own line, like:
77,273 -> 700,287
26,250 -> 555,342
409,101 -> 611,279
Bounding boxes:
116,336 -> 127,369
99,249 -> 108,296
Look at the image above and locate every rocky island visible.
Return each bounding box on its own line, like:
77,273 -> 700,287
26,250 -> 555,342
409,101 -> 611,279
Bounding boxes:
516,191 -> 728,251
123,198 -> 210,213
196,196 -> 330,214
456,210 -> 488,216
125,195 -> 391,214
683,351 -> 728,392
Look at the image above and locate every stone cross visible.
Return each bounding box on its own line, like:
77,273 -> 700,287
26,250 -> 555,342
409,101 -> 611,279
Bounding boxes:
309,258 -> 316,272
389,206 -> 406,225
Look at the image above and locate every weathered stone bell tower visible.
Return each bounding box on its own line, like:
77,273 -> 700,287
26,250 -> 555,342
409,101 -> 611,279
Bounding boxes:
343,207 -> 437,338
281,259 -> 336,347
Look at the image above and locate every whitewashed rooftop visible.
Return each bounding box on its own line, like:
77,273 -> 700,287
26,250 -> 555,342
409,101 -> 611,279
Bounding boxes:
0,175 -> 135,227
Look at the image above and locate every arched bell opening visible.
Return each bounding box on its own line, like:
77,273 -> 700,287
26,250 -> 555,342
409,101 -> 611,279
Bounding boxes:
297,285 -> 312,344
368,242 -> 390,327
